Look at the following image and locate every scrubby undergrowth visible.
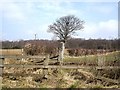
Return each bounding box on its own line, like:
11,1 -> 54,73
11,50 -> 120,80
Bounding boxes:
2,67 -> 120,88
2,51 -> 120,88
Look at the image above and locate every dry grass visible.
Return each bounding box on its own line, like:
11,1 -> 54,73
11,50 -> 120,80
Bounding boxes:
2,66 -> 120,88
0,49 -> 23,55
0,77 -> 2,89
1,50 -> 120,88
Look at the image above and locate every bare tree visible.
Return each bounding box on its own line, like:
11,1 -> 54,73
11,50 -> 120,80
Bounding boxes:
48,15 -> 84,60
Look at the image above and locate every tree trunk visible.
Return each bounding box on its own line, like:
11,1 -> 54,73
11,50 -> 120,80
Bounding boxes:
61,42 -> 65,61
58,42 -> 65,65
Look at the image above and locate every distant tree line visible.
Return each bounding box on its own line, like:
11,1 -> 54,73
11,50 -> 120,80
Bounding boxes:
1,38 -> 120,56
66,38 -> 120,50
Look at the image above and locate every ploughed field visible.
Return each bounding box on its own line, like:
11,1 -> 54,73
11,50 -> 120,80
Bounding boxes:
1,49 -> 120,88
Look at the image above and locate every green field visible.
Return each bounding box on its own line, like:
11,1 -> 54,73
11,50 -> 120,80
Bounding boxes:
64,51 -> 120,66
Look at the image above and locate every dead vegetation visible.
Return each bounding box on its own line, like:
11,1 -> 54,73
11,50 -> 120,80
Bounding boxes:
1,51 -> 120,88
0,49 -> 22,55
2,66 -> 120,88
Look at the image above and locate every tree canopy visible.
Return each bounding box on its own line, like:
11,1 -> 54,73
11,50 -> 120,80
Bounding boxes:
48,15 -> 85,42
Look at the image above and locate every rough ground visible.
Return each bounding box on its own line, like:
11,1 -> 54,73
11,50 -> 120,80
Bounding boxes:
2,52 -> 120,88
2,67 -> 120,88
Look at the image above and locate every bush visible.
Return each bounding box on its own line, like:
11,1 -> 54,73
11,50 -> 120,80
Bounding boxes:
24,43 -> 58,56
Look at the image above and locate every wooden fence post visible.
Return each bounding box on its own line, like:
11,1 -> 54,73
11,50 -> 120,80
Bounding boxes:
43,55 -> 49,78
58,50 -> 63,74
0,57 -> 4,76
44,55 -> 49,67
21,49 -> 24,61
98,55 -> 105,67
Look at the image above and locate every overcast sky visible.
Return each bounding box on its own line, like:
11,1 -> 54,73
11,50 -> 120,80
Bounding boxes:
0,0 -> 119,41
